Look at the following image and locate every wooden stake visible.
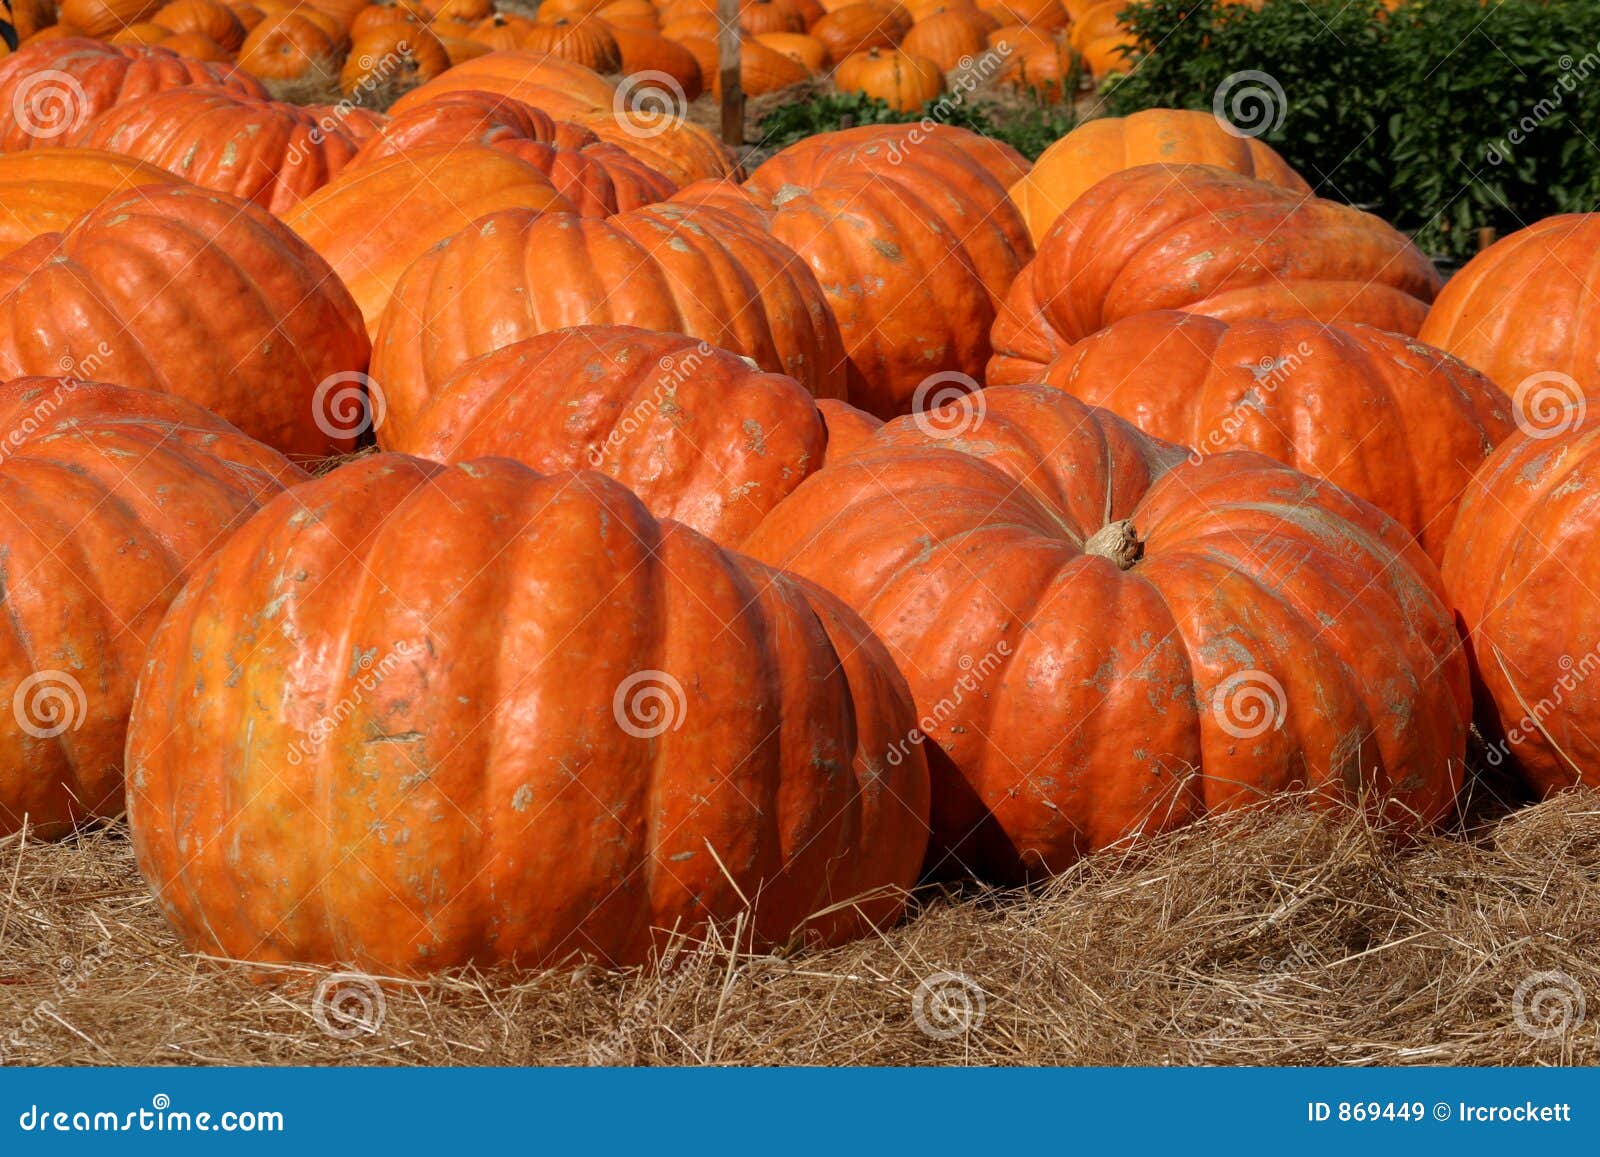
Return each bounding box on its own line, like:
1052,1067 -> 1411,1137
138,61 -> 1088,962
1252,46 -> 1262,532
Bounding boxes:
718,0 -> 744,148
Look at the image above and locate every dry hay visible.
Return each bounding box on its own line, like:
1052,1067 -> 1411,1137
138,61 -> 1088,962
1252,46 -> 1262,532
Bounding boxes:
3,786 -> 1598,1067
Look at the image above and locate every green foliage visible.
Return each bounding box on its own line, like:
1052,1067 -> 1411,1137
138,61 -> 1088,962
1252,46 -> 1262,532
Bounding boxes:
756,91 -> 1074,161
1104,0 -> 1600,260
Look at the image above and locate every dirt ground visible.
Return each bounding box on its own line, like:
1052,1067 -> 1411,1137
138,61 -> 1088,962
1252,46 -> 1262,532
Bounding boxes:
4,777 -> 1597,1067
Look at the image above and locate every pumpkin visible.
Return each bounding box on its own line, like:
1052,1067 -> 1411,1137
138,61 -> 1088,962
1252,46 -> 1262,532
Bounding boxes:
0,147 -> 187,256
386,48 -> 617,118
609,25 -> 704,100
6,0 -> 60,40
749,119 -> 1029,191
986,21 -> 1053,51
596,0 -> 659,29
0,379 -> 304,840
521,17 -> 622,72
670,34 -> 719,90
69,85 -> 361,212
742,385 -> 1469,881
0,38 -> 264,151
991,164 -> 1444,376
303,101 -> 386,144
1417,214 -> 1600,403
660,12 -> 718,41
535,0 -> 606,19
1023,311 -> 1515,563
997,35 -> 1076,103
339,25 -> 451,95
573,107 -> 740,185
152,0 -> 246,48
425,0 -> 492,19
1443,423 -> 1600,795
58,0 -> 165,37
347,91 -> 676,215
753,31 -> 829,69
810,4 -> 900,59
729,36 -> 812,95
981,0 -> 1063,28
253,0 -> 346,41
1010,109 -> 1311,245
303,0 -> 371,27
126,453 -> 930,971
370,201 -> 849,430
158,30 -> 234,59
0,184 -> 370,456
740,0 -> 807,33
900,7 -> 987,69
382,326 -> 873,544
110,20 -> 174,43
236,12 -> 340,82
283,145 -> 574,336
230,2 -> 267,30
439,34 -> 491,64
466,12 -> 536,50
1079,29 -> 1134,79
347,0 -> 425,35
834,46 -> 942,110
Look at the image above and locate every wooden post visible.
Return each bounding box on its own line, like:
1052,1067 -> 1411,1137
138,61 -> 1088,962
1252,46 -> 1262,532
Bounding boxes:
718,0 -> 744,148
1477,226 -> 1497,253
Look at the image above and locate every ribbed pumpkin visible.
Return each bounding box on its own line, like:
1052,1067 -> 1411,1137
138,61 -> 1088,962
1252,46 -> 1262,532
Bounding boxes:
1023,312 -> 1514,563
110,19 -> 177,43
0,185 -> 370,456
0,37 -> 264,151
283,146 -> 574,336
126,453 -> 930,971
991,164 -> 1444,375
152,0 -> 247,48
810,4 -> 900,59
427,0 -> 493,21
1077,27 -> 1134,80
302,0 -> 372,27
59,0 -> 165,37
743,385 -> 1469,881
1418,214 -> 1600,402
730,36 -> 812,95
339,25 -> 451,94
522,17 -> 622,72
370,202 -> 849,431
981,0 -> 1063,28
236,12 -> 339,81
347,91 -> 676,216
597,0 -> 659,28
69,86 -> 361,212
754,31 -> 829,69
997,35 -> 1076,103
1443,424 -> 1600,796
5,0 -> 60,40
574,107 -> 741,185
382,326 -> 872,545
0,379 -> 304,839
740,0 -> 807,33
386,48 -> 617,118
439,34 -> 491,64
609,25 -> 704,100
834,47 -> 943,111
901,7 -> 987,69
0,147 -> 187,256
1010,109 -> 1311,244
229,2 -> 267,30
159,30 -> 234,59
467,12 -> 536,49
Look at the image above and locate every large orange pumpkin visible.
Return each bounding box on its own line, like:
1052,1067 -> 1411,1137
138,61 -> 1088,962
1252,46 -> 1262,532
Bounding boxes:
152,0 -> 248,49
1010,109 -> 1311,244
728,36 -> 812,95
126,453 -> 930,971
900,7 -> 987,70
0,379 -> 304,839
69,86 -> 362,212
743,385 -> 1469,881
370,202 -> 849,432
466,12 -> 536,49
382,326 -> 874,545
573,108 -> 740,185
339,25 -> 452,95
0,37 -> 264,151
991,164 -> 1444,376
0,185 -> 370,457
809,3 -> 901,59
520,17 -> 622,72
235,12 -> 340,82
834,46 -> 943,111
0,147 -> 187,256
282,145 -> 575,336
346,91 -> 676,215
1418,214 -> 1600,403
386,48 -> 617,118
609,25 -> 704,100
1021,311 -> 1515,563
58,0 -> 165,37
1443,424 -> 1600,796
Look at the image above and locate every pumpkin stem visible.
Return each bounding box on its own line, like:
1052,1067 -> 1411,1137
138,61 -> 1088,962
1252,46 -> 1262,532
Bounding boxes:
1083,518 -> 1141,570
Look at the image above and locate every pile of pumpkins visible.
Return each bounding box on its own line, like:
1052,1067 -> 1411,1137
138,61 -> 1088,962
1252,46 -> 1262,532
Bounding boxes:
0,27 -> 1592,978
0,0 -> 1132,111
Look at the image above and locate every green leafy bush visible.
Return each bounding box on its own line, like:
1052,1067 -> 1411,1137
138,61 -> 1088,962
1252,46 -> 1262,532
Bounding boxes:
1104,0 -> 1600,260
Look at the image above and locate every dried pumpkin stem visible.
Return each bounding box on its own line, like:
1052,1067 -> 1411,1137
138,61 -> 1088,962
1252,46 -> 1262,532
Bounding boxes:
1082,518 -> 1142,570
